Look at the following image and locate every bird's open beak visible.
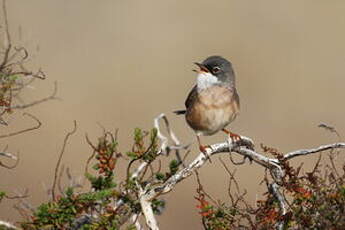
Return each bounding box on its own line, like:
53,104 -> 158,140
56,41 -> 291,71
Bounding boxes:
193,62 -> 209,73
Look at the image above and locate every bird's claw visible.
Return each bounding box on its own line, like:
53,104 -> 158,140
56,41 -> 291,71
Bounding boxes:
199,145 -> 212,163
229,132 -> 242,143
226,132 -> 255,151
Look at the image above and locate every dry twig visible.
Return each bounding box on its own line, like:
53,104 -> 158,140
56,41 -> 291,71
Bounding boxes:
0,113 -> 41,139
52,120 -> 77,201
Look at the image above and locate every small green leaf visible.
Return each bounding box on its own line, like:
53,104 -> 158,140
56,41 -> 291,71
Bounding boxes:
155,172 -> 166,181
0,191 -> 6,202
126,151 -> 138,160
169,159 -> 179,175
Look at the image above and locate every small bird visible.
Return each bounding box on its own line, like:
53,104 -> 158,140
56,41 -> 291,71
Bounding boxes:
174,56 -> 241,156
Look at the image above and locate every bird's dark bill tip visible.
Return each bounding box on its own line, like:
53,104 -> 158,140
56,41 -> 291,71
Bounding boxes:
194,62 -> 209,72
173,110 -> 186,115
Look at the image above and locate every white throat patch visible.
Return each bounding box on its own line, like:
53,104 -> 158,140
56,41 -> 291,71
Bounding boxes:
197,72 -> 219,91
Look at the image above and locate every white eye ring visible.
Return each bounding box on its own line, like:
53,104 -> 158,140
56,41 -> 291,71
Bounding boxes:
213,66 -> 221,73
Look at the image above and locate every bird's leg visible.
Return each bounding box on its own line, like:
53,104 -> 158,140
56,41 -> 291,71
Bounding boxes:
197,135 -> 212,163
222,128 -> 241,142
222,128 -> 253,163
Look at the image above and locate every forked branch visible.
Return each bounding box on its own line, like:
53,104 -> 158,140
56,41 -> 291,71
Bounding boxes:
137,114 -> 345,230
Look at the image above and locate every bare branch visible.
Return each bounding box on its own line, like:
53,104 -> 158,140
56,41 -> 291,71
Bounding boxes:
318,122 -> 341,139
6,46 -> 29,67
0,153 -> 19,169
0,0 -> 11,70
80,114 -> 345,229
10,81 -> 59,110
0,220 -> 18,230
52,120 -> 77,201
194,171 -> 218,206
283,143 -> 345,160
135,115 -> 345,229
269,183 -> 286,230
0,151 -> 17,160
5,189 -> 29,200
10,68 -> 46,80
84,134 -> 97,176
138,182 -> 159,230
154,113 -> 182,154
66,167 -> 82,189
0,112 -> 41,139
131,213 -> 142,230
219,157 -> 240,193
126,113 -> 186,183
57,164 -> 65,194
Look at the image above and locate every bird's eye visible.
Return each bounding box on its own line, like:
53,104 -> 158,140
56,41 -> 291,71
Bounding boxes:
213,66 -> 221,73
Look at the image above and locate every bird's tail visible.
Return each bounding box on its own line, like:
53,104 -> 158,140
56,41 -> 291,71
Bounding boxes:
173,110 -> 186,115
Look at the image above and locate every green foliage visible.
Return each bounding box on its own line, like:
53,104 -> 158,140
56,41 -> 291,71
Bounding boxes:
32,188 -> 78,228
128,128 -> 159,162
3,74 -> 20,81
169,159 -> 179,175
134,128 -> 144,144
155,172 -> 166,181
142,128 -> 159,162
0,225 -> 18,230
0,191 -> 6,202
85,172 -> 116,191
151,199 -> 166,215
126,151 -> 138,160
26,188 -> 117,229
125,225 -> 136,230
286,179 -> 345,229
77,189 -> 114,204
12,120 -> 345,230
20,128 -> 164,229
80,215 -> 120,230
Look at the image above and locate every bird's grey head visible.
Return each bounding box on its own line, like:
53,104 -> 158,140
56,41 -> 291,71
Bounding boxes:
194,56 -> 235,90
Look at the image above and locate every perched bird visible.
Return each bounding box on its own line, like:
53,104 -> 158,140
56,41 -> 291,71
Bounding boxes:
174,56 -> 241,156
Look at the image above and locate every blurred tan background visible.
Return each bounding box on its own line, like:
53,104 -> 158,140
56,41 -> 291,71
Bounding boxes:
1,0 -> 345,229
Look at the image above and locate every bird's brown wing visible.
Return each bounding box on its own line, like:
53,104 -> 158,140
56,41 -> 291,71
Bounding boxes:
175,85 -> 239,115
173,85 -> 197,115
186,85 -> 239,110
232,88 -> 240,110
185,85 -> 198,109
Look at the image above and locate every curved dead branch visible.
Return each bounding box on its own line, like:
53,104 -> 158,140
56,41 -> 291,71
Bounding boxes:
10,81 -> 59,110
0,113 -> 41,139
51,120 -> 77,201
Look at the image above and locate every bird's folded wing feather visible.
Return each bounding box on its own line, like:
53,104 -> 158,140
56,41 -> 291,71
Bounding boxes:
232,88 -> 240,109
173,85 -> 197,115
185,85 -> 198,109
174,85 -> 240,115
